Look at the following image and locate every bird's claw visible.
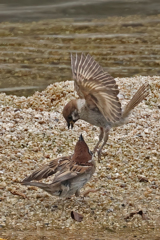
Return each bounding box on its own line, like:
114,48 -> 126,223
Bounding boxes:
92,148 -> 102,162
82,188 -> 99,197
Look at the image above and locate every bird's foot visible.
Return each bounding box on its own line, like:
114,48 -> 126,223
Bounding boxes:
92,148 -> 102,162
82,188 -> 99,197
98,149 -> 108,162
93,148 -> 107,162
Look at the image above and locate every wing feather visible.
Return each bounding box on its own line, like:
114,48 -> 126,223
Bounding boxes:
22,156 -> 70,182
71,53 -> 122,122
52,162 -> 92,184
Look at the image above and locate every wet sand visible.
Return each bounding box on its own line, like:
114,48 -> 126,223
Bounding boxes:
0,14 -> 160,96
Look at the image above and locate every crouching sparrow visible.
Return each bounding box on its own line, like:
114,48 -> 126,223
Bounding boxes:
21,134 -> 95,198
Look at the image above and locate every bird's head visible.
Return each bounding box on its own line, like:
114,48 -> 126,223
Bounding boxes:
72,134 -> 93,165
62,99 -> 79,129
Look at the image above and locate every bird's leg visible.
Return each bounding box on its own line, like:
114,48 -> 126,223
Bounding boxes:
75,190 -> 80,197
93,127 -> 104,154
61,200 -> 66,217
74,190 -> 86,206
97,127 -> 110,162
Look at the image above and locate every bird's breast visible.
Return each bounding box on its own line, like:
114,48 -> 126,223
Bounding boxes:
79,106 -> 111,128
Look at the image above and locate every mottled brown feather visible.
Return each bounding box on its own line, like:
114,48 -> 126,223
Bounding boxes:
22,156 -> 70,182
122,83 -> 150,118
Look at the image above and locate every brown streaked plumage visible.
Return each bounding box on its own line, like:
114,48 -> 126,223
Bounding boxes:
21,134 -> 95,198
63,53 -> 150,161
71,53 -> 121,123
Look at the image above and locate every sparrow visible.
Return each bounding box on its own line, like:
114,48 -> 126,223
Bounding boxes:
21,134 -> 95,198
62,53 -> 150,161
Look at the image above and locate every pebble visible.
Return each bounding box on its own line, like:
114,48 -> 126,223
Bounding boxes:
0,76 -> 159,235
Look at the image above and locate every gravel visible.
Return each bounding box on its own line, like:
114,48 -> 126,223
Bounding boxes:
0,76 -> 159,239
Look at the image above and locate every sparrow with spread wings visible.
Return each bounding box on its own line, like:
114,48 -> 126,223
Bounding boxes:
21,134 -> 95,198
63,53 -> 150,161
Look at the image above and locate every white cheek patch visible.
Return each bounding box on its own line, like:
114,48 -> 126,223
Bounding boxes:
72,111 -> 79,120
77,99 -> 86,111
72,114 -> 78,120
88,159 -> 92,163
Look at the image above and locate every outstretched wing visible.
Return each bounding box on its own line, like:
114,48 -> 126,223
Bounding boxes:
22,156 -> 71,182
71,53 -> 121,123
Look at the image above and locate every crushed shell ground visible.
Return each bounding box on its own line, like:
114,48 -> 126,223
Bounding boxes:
0,76 -> 160,239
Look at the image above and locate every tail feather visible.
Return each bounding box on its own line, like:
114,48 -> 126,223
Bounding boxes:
22,166 -> 56,182
21,181 -> 60,196
122,83 -> 150,119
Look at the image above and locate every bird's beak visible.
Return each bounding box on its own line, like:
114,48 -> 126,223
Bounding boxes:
68,121 -> 74,129
79,134 -> 84,141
